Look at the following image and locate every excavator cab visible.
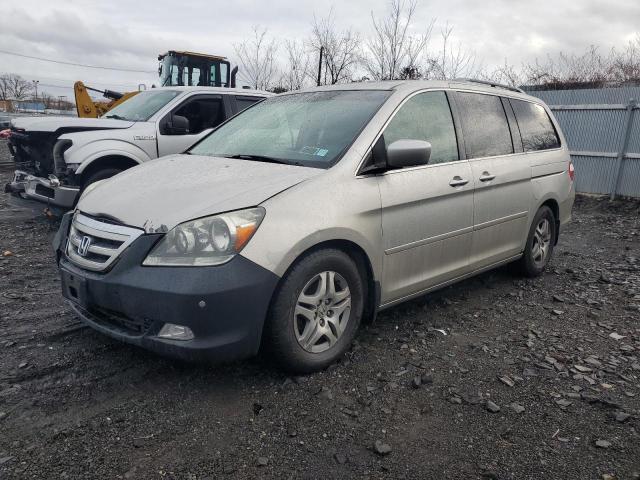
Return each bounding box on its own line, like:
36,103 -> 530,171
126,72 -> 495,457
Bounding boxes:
158,51 -> 238,88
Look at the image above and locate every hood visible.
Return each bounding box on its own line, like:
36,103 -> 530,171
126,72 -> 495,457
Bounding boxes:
78,154 -> 323,231
10,116 -> 134,133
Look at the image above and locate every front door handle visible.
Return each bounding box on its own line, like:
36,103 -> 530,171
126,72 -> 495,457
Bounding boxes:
479,172 -> 496,182
449,176 -> 469,187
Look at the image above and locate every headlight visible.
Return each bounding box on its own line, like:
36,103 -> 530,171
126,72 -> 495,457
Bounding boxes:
142,207 -> 265,266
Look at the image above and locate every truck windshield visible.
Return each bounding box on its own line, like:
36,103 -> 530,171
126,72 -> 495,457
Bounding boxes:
189,90 -> 391,168
102,90 -> 181,122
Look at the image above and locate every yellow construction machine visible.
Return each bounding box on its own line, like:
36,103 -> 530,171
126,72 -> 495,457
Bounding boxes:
75,51 -> 239,118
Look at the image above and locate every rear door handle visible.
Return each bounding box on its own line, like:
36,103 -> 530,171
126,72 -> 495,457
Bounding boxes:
449,176 -> 469,187
479,172 -> 496,182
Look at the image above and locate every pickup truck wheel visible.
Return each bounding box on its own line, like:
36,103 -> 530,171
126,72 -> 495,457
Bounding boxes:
82,168 -> 123,189
264,249 -> 364,373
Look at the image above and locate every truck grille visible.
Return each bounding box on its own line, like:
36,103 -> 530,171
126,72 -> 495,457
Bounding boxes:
66,212 -> 144,272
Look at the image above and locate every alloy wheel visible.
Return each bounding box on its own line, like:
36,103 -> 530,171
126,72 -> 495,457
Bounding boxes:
294,271 -> 352,353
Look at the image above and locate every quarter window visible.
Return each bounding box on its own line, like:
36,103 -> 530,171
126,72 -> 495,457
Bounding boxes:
510,99 -> 561,151
456,92 -> 513,158
383,91 -> 459,164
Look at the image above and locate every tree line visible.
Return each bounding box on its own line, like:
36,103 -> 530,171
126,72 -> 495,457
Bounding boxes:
234,0 -> 640,92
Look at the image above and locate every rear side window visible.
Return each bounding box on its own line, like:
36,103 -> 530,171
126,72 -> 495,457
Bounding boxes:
455,92 -> 513,158
383,91 -> 459,164
510,99 -> 561,151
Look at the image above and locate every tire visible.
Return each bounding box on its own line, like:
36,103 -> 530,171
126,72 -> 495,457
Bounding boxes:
517,206 -> 556,277
264,249 -> 365,373
81,168 -> 124,191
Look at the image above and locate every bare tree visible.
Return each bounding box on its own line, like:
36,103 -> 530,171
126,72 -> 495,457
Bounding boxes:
363,0 -> 432,81
279,39 -> 312,91
484,60 -> 524,87
233,26 -> 279,90
0,75 -> 10,102
609,35 -> 640,84
0,74 -> 33,101
423,24 -> 481,80
309,9 -> 361,84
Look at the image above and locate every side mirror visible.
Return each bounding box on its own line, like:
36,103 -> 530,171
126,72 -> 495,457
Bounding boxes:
386,139 -> 431,169
165,115 -> 190,135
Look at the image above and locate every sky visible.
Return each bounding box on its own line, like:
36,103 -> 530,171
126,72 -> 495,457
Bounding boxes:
0,0 -> 638,100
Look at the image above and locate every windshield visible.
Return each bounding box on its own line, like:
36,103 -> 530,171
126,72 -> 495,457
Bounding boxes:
102,90 -> 181,121
189,90 -> 391,168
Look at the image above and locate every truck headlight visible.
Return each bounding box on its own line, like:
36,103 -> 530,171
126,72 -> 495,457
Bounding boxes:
142,207 -> 265,266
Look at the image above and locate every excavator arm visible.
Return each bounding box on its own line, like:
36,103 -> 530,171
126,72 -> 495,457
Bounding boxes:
74,81 -> 140,118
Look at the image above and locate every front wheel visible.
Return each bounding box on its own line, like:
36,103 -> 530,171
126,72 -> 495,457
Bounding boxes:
264,249 -> 364,373
517,206 -> 556,277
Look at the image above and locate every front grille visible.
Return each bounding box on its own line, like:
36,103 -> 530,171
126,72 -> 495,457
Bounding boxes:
88,306 -> 155,335
66,212 -> 144,272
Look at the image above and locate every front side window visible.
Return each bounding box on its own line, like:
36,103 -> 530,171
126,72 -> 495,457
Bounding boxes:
456,92 -> 513,159
383,91 -> 459,164
172,97 -> 224,134
189,90 -> 391,169
510,99 -> 561,151
102,90 -> 181,122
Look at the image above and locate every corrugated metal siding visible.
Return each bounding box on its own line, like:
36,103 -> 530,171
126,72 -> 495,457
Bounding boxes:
525,86 -> 640,198
571,155 -> 616,195
553,109 -> 628,153
627,111 -> 640,153
523,86 -> 640,106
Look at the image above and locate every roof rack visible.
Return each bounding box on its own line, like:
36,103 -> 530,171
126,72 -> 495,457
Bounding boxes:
453,78 -> 525,94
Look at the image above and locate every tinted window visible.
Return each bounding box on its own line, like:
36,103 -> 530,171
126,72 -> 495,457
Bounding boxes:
236,96 -> 262,113
383,91 -> 458,164
173,97 -> 224,134
456,92 -> 513,158
510,99 -> 560,151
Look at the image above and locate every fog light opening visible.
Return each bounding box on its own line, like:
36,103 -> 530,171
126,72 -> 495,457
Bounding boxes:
157,323 -> 194,341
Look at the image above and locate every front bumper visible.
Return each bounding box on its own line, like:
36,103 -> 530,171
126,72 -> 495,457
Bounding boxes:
5,170 -> 78,210
54,214 -> 280,362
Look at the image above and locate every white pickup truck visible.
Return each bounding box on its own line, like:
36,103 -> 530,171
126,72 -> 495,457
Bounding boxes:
5,86 -> 270,210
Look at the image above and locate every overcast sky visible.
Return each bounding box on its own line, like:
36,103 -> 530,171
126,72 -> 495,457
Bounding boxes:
0,0 -> 638,99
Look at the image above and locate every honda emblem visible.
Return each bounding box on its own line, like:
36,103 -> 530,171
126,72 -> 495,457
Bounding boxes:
77,236 -> 92,257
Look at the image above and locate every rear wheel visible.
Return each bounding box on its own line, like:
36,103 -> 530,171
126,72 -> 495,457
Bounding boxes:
264,249 -> 364,373
517,206 -> 556,277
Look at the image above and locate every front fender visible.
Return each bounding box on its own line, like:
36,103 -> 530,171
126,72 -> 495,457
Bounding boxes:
63,139 -> 153,174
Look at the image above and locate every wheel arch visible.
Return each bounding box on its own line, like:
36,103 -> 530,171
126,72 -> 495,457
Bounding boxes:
539,197 -> 560,245
266,238 -> 380,329
78,154 -> 140,185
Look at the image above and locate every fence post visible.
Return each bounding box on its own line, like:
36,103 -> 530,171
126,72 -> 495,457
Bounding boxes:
609,99 -> 637,200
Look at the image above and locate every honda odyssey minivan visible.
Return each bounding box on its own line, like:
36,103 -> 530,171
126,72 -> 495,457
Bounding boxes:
54,79 -> 575,372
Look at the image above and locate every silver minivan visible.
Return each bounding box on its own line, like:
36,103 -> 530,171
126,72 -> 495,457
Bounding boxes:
54,80 -> 575,372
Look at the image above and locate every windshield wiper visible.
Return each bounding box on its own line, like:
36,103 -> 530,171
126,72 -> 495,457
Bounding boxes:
104,114 -> 128,120
221,154 -> 299,166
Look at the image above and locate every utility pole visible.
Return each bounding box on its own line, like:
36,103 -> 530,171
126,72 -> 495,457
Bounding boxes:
32,80 -> 39,101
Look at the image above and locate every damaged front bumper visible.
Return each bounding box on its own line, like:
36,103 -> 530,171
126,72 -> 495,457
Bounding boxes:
5,170 -> 79,210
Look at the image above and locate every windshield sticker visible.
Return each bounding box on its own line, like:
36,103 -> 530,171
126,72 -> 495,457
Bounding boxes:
301,146 -> 329,157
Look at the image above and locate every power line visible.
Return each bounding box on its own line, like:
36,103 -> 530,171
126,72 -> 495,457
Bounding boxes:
0,49 -> 156,74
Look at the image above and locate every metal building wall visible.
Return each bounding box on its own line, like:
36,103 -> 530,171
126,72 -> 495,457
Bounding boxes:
524,86 -> 640,198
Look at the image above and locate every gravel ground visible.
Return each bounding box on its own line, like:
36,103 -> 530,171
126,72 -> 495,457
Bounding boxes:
1,139 -> 639,479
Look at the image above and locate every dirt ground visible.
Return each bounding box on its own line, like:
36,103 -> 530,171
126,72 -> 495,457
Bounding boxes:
1,139 -> 639,479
